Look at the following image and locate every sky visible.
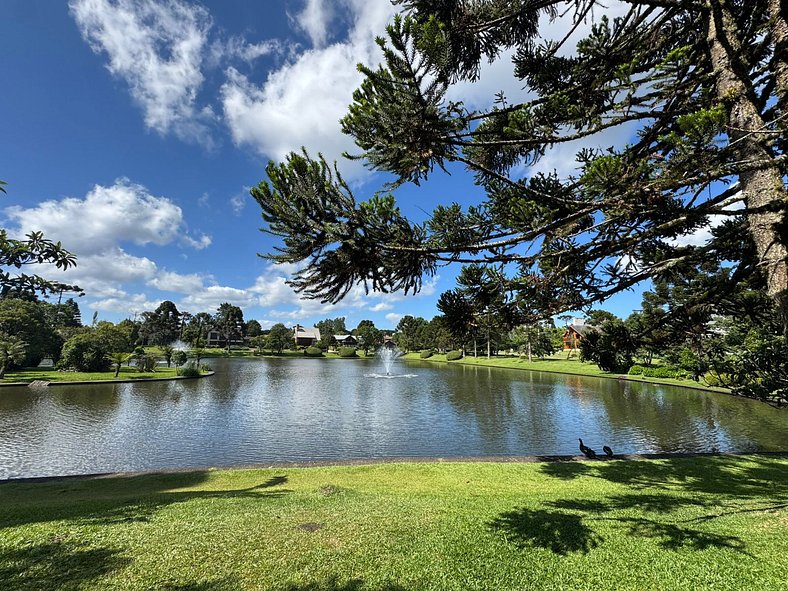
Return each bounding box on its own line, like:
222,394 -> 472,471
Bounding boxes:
1,0 -> 651,330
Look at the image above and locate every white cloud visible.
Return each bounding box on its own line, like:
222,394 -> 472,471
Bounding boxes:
385,312 -> 402,324
370,302 -> 393,312
180,285 -> 258,310
6,178 -> 201,255
89,292 -> 162,315
181,233 -> 212,250
149,270 -> 211,293
220,0 -> 397,180
69,0 -> 214,145
230,188 -> 249,215
294,0 -> 334,48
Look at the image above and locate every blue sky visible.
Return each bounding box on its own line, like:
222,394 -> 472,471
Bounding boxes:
2,0 -> 649,330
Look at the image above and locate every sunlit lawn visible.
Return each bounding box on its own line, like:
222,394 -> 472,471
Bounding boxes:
0,456 -> 785,590
4,365 -> 182,383
408,352 -> 729,392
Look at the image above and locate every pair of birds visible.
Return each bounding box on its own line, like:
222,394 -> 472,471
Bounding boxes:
578,438 -> 613,459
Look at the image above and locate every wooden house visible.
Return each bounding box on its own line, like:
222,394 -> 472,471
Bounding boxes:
293,324 -> 321,347
562,323 -> 596,350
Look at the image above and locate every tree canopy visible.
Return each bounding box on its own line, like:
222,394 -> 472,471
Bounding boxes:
253,0 -> 788,335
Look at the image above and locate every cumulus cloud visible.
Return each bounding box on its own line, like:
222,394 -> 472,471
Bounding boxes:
149,270 -> 211,293
220,0 -> 397,179
4,179 -> 212,309
293,0 -> 334,48
69,0 -> 214,145
180,285 -> 258,310
385,312 -> 403,324
6,178 -> 205,255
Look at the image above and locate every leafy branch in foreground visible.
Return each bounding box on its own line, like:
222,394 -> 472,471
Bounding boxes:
1,180 -> 82,299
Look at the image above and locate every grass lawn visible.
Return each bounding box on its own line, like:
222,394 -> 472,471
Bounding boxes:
4,365 -> 186,383
0,456 -> 785,590
406,353 -> 729,392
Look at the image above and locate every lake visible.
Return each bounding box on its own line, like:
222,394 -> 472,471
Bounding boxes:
0,357 -> 786,479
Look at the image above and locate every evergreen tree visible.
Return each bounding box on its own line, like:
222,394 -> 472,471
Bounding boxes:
253,0 -> 788,333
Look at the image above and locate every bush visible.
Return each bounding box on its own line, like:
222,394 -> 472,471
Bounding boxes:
57,332 -> 110,372
137,354 -> 159,372
420,349 -> 433,359
199,363 -> 211,373
172,350 -> 188,367
338,347 -> 358,358
177,362 -> 201,378
703,372 -> 731,387
304,346 -> 323,357
628,364 -> 644,375
446,350 -> 463,361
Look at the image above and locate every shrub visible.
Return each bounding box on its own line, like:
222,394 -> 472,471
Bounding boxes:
420,349 -> 433,359
137,354 -> 159,372
446,350 -> 463,361
338,346 -> 358,358
703,372 -> 731,387
304,346 -> 323,357
199,363 -> 211,373
177,362 -> 201,378
628,364 -> 644,375
172,350 -> 188,367
57,332 -> 110,372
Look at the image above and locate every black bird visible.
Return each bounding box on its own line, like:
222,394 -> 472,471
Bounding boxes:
603,445 -> 614,458
578,438 -> 597,459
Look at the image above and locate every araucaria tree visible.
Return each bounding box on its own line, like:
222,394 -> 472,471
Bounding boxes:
253,3 -> 787,361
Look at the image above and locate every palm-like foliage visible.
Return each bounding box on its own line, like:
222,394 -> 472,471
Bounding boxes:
0,336 -> 27,379
106,352 -> 132,377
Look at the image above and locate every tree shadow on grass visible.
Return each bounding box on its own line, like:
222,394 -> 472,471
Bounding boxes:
538,461 -> 593,481
278,577 -> 408,591
490,507 -> 602,555
0,472 -> 291,529
150,578 -> 243,591
0,541 -> 131,591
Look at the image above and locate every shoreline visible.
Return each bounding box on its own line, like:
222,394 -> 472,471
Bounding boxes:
0,370 -> 214,388
3,450 -> 787,484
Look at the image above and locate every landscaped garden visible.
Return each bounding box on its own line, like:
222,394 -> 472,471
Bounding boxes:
1,455 -> 785,590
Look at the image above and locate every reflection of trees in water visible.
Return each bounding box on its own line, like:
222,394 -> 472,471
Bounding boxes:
594,380 -> 788,452
437,364 -> 561,453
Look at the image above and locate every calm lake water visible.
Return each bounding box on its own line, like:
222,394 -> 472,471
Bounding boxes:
0,357 -> 786,479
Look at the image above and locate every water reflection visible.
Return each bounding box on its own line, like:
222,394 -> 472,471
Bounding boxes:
0,357 -> 785,478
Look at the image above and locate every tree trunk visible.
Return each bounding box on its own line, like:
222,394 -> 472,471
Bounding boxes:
527,341 -> 533,363
0,363 -> 6,379
707,1 -> 788,333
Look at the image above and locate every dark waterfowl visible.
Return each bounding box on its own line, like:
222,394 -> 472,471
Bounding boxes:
603,445 -> 614,458
578,438 -> 597,459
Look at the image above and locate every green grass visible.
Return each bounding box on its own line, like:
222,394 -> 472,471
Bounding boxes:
4,365 -> 184,383
0,456 -> 785,590
406,352 -> 729,392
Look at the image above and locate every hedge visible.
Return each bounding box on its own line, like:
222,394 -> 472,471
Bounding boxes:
628,364 -> 690,379
338,347 -> 358,358
419,350 -> 433,359
446,350 -> 463,361
304,346 -> 323,357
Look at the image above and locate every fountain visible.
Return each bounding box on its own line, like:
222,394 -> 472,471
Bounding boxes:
379,347 -> 402,375
171,340 -> 191,352
364,346 -> 417,379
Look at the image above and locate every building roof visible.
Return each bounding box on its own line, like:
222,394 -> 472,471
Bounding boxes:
294,325 -> 321,341
333,334 -> 356,341
565,324 -> 597,336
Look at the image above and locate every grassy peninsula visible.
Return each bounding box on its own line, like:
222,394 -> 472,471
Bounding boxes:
1,455 -> 785,590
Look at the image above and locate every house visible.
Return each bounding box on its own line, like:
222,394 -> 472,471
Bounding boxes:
333,334 -> 358,347
381,335 -> 396,350
206,329 -> 245,348
293,324 -> 321,347
562,320 -> 597,350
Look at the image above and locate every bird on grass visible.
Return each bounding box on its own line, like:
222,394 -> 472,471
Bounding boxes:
578,438 -> 597,459
603,445 -> 614,458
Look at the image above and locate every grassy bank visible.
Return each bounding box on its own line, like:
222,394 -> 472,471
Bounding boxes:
405,352 -> 729,393
0,456 -> 785,590
3,365 -> 199,384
